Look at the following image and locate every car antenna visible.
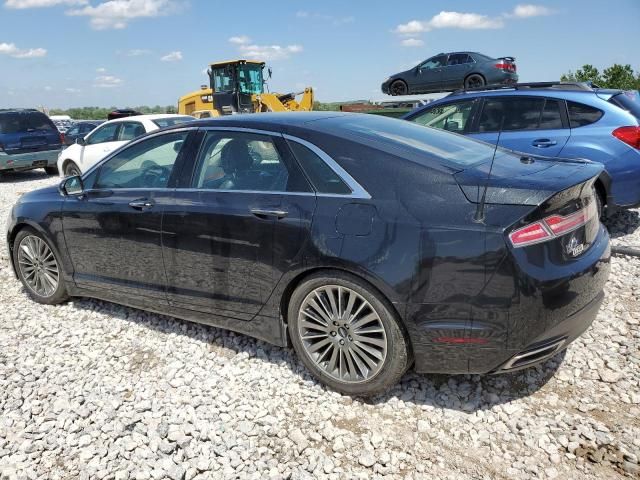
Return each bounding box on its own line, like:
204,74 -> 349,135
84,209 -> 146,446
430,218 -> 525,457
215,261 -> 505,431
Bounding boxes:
473,115 -> 505,223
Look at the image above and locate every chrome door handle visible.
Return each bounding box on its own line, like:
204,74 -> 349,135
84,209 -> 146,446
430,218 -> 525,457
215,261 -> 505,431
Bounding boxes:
250,208 -> 288,219
129,199 -> 154,210
532,139 -> 557,147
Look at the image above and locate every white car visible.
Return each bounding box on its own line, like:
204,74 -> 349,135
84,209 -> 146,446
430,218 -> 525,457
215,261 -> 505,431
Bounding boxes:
57,114 -> 195,177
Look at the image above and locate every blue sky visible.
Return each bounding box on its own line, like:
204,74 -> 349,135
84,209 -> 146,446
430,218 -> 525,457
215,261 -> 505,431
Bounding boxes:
0,0 -> 639,109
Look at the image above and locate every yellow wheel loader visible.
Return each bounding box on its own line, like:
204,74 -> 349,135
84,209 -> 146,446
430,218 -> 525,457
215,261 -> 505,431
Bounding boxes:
178,60 -> 314,117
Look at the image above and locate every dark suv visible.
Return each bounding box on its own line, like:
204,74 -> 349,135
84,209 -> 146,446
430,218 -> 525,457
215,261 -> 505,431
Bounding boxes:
0,109 -> 62,176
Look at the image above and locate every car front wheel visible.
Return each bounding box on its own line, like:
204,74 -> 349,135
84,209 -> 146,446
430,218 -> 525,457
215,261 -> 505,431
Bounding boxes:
288,271 -> 411,396
13,228 -> 69,305
390,80 -> 408,96
64,161 -> 81,177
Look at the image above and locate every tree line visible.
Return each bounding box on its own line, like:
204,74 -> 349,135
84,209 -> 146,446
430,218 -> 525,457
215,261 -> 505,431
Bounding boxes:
561,63 -> 640,90
48,105 -> 177,120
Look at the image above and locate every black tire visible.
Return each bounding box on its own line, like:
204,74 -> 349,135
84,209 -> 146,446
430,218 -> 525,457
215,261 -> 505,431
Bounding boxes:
593,186 -> 604,219
464,74 -> 485,89
288,271 -> 411,397
44,166 -> 59,175
390,80 -> 408,96
64,161 -> 81,177
12,227 -> 69,305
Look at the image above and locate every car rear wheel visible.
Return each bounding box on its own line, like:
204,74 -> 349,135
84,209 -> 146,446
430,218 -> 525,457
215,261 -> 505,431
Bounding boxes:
44,166 -> 58,175
13,228 -> 69,305
288,271 -> 410,396
64,161 -> 81,177
390,80 -> 408,96
464,74 -> 485,89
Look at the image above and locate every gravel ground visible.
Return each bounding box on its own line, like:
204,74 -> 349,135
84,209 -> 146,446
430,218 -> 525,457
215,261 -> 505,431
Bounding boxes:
0,170 -> 638,480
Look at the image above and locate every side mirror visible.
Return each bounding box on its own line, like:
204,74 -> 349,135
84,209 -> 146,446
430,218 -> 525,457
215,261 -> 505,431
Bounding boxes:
76,137 -> 86,146
60,175 -> 83,196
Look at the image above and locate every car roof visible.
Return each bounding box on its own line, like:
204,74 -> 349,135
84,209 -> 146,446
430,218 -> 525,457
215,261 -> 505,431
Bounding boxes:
104,113 -> 191,124
187,111 -> 350,130
0,108 -> 41,114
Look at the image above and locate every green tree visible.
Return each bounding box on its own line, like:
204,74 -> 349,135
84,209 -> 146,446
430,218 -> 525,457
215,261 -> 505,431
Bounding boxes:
560,64 -> 602,85
601,64 -> 639,90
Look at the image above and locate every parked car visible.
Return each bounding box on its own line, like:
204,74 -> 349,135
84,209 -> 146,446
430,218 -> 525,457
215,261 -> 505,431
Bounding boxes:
7,112 -> 610,396
403,82 -> 640,215
50,115 -> 73,133
0,109 -> 62,176
382,52 -> 518,96
62,120 -> 104,146
57,114 -> 194,176
107,109 -> 142,121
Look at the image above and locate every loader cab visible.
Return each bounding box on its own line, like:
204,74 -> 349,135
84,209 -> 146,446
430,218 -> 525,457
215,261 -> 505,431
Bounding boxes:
209,60 -> 266,115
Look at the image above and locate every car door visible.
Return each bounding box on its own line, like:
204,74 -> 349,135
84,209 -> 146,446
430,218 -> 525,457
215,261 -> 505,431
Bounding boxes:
162,128 -> 316,320
469,96 -> 570,157
79,122 -> 122,170
413,55 -> 447,92
441,53 -> 475,89
62,129 -> 193,302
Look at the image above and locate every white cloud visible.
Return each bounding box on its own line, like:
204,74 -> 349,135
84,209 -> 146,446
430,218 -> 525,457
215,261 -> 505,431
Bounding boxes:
4,0 -> 86,8
96,67 -> 106,72
237,43 -> 303,61
0,42 -> 47,58
228,35 -> 250,45
124,48 -> 151,56
160,50 -> 182,62
509,4 -> 553,18
44,85 -> 52,91
94,75 -> 122,88
401,38 -> 424,47
395,11 -> 504,36
67,0 -> 182,30
295,10 -> 354,26
65,87 -> 80,93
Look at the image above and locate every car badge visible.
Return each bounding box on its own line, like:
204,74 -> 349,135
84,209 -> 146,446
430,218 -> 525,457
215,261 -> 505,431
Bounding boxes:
566,236 -> 584,257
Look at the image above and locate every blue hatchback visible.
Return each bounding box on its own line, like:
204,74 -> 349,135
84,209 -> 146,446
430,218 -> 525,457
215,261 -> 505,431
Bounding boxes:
403,83 -> 640,214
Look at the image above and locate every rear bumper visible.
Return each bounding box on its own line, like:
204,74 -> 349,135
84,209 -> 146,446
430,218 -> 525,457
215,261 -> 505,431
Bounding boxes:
0,149 -> 60,171
492,289 -> 604,372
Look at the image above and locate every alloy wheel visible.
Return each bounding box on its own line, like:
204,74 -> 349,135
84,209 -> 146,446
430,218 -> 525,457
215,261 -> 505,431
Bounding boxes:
391,81 -> 407,96
17,235 -> 59,298
297,285 -> 388,383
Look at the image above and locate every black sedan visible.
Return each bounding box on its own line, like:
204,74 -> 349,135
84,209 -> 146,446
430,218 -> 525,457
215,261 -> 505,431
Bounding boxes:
62,120 -> 104,145
6,113 -> 610,396
382,52 -> 518,96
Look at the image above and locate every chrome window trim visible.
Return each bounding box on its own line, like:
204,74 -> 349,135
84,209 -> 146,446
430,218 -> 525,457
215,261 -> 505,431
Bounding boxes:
282,134 -> 371,200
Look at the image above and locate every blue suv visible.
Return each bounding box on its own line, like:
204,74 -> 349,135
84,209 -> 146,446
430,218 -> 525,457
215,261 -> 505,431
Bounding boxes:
0,109 -> 63,177
403,83 -> 640,215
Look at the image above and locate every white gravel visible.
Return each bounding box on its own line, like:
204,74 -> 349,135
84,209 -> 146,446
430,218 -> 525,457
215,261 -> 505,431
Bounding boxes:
1,170 -> 639,480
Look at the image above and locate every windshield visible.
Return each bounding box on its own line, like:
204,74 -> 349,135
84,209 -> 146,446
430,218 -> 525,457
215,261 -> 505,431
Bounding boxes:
152,116 -> 195,128
319,114 -> 503,168
237,64 -> 264,94
609,91 -> 640,121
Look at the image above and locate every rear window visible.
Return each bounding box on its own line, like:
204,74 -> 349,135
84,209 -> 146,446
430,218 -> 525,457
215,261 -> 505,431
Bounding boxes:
152,116 -> 195,128
0,111 -> 57,134
319,114 -> 501,168
567,101 -> 603,128
608,91 -> 640,121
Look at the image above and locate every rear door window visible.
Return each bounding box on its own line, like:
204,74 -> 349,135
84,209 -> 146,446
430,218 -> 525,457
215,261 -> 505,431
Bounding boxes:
447,53 -> 473,66
409,100 -> 475,133
118,122 -> 145,141
478,97 -> 563,132
567,101 -> 603,128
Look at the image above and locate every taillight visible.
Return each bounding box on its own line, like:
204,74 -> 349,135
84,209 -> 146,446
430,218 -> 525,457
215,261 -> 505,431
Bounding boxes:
509,202 -> 597,248
0,143 -> 4,152
612,126 -> 640,149
60,133 -> 65,144
494,63 -> 516,72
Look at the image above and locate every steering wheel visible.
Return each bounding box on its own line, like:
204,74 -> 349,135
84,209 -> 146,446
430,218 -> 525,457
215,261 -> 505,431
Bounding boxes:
140,161 -> 170,188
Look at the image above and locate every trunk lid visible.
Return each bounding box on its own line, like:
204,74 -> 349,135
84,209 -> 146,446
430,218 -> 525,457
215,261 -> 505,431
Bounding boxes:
454,152 -> 603,206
